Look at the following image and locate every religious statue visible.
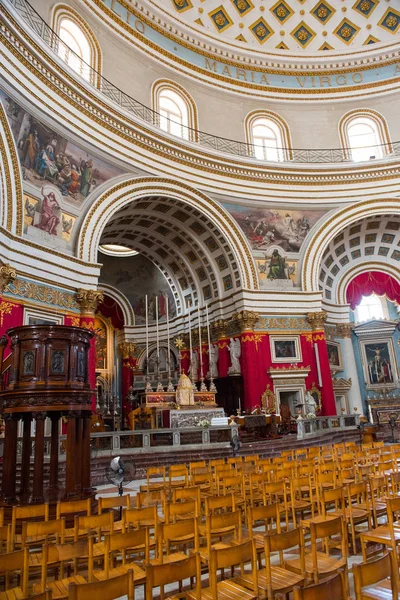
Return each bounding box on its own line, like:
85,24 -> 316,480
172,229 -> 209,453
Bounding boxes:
208,343 -> 219,379
228,338 -> 241,374
305,390 -> 317,416
176,372 -> 195,406
190,349 -> 199,381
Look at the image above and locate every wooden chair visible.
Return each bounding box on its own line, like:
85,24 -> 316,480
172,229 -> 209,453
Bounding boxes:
73,512 -> 114,542
360,496 -> 400,562
165,499 -> 199,524
30,592 -> 53,600
93,529 -> 148,585
290,475 -> 315,527
136,489 -> 165,509
168,464 -> 188,490
156,518 -> 199,563
56,499 -> 91,540
204,494 -> 235,517
210,458 -> 225,469
11,504 -> 49,550
22,518 -> 66,568
285,516 -> 348,585
34,539 -> 92,599
172,486 -> 201,506
260,528 -> 306,600
199,510 -> 242,565
353,551 -> 398,599
144,466 -> 166,492
0,547 -> 29,599
293,570 -> 348,600
368,476 -> 388,527
0,525 -> 11,555
247,503 -> 281,563
343,481 -> 371,554
68,570 -> 134,600
97,494 -> 131,517
190,471 -> 213,496
122,505 -> 160,532
146,553 -> 201,600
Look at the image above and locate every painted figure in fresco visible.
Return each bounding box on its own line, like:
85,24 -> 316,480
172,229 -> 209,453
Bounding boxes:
23,129 -> 40,169
228,338 -> 241,374
36,189 -> 60,235
80,160 -> 93,197
56,154 -> 73,196
267,250 -> 287,280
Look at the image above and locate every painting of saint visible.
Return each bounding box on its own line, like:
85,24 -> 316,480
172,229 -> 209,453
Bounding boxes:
0,91 -> 124,206
94,318 -> 108,371
364,342 -> 395,385
271,336 -> 301,363
327,342 -> 343,371
275,340 -> 297,359
223,203 -> 326,253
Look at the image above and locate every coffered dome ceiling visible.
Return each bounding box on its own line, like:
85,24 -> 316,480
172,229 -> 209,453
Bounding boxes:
149,0 -> 400,51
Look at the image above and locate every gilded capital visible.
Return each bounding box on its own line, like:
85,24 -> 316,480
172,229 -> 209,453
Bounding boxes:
233,310 -> 259,332
336,323 -> 353,338
75,289 -> 104,315
211,319 -> 229,339
119,341 -> 136,359
0,262 -> 17,294
307,311 -> 327,331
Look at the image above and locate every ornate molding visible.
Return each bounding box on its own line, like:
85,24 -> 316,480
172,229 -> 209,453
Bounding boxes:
0,262 -> 16,294
211,319 -> 229,340
232,310 -> 259,332
336,323 -> 353,338
307,311 -> 327,331
75,289 -> 104,315
118,341 -> 136,359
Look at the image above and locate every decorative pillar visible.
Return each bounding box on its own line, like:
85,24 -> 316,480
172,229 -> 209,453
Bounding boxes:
2,414 -> 19,502
336,323 -> 363,414
76,289 -> 104,411
233,310 -> 260,411
49,414 -> 59,490
119,341 -> 136,424
81,411 -> 92,493
19,414 -> 32,498
307,312 -> 336,416
32,413 -> 46,503
65,411 -> 77,497
212,320 -> 230,378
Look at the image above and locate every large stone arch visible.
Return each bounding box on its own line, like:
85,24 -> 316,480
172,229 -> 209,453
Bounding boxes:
302,198 -> 400,293
0,102 -> 23,236
78,177 -> 258,292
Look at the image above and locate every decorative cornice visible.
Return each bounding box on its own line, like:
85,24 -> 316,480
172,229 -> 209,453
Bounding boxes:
307,311 -> 327,331
335,323 -> 354,338
75,289 -> 104,315
233,310 -> 260,332
0,262 -> 16,294
211,319 -> 229,339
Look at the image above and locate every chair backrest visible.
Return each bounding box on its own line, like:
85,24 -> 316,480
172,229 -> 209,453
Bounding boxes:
320,487 -> 345,517
98,495 -> 131,514
353,551 -> 398,600
21,518 -> 65,547
136,489 -> 165,509
0,524 -> 11,553
205,494 -> 235,515
68,570 -> 134,600
205,510 -> 241,547
145,552 -> 201,600
169,464 -> 188,478
43,537 -> 91,583
310,516 -> 347,575
0,547 -> 29,595
74,512 -> 114,540
165,500 -> 198,523
294,571 -> 347,600
387,496 -> 400,535
248,503 -> 280,534
122,505 -> 159,531
265,528 -> 305,594
173,486 -> 201,505
11,503 -> 49,544
209,539 -> 257,598
102,529 -> 149,577
158,518 -> 198,558
56,499 -> 91,519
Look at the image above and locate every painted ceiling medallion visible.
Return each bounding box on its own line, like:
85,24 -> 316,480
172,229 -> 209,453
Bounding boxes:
334,18 -> 360,44
291,20 -> 316,47
378,8 -> 400,34
209,5 -> 233,32
171,0 -> 193,12
352,0 -> 379,19
230,0 -> 253,17
270,0 -> 294,25
250,17 -> 274,44
311,1 -> 336,25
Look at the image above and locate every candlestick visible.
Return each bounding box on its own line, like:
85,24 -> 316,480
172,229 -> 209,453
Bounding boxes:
188,303 -> 193,377
206,304 -> 217,392
198,304 -> 207,392
155,296 -> 163,392
156,296 -> 160,359
145,295 -> 151,392
166,294 -> 174,392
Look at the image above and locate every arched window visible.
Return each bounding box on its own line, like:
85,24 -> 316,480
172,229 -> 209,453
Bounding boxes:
152,80 -> 198,142
355,294 -> 386,322
245,111 -> 292,162
52,5 -> 102,86
339,110 -> 392,162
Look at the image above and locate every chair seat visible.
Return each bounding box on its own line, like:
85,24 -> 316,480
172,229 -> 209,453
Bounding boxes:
93,562 -> 146,584
361,578 -> 395,600
199,543 -> 232,564
285,551 -> 346,578
148,552 -> 188,565
0,587 -> 25,599
245,566 -> 304,594
361,526 -> 400,546
187,579 -> 257,600
33,575 -> 87,600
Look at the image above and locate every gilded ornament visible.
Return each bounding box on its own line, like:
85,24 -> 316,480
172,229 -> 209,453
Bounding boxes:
276,7 -> 287,18
232,310 -> 259,332
307,311 -> 327,331
211,319 -> 229,339
317,7 -> 328,18
118,341 -> 136,359
215,13 -> 226,26
0,263 -> 17,294
256,25 -> 267,37
385,15 -> 398,28
360,1 -> 371,12
336,323 -> 353,338
340,26 -> 352,39
0,299 -> 17,327
75,289 -> 104,315
237,0 -> 247,10
297,29 -> 308,41
174,337 -> 184,350
174,0 -> 186,7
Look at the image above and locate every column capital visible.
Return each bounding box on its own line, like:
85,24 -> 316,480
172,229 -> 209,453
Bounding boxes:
232,310 -> 259,333
335,323 -> 353,338
0,262 -> 17,294
307,311 -> 327,331
75,289 -> 104,315
211,319 -> 229,339
118,341 -> 136,359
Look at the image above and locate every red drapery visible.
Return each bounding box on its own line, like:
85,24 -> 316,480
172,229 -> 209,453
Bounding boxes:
346,271 -> 400,310
96,295 -> 125,329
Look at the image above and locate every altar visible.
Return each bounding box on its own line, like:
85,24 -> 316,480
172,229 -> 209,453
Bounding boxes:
169,408 -> 225,428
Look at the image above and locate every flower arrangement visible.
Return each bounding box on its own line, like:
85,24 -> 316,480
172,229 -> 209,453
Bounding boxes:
306,413 -> 316,420
197,418 -> 211,428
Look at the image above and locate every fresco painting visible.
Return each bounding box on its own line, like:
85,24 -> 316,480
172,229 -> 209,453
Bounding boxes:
24,192 -> 76,242
364,342 -> 395,385
257,251 -> 296,283
0,91 -> 123,206
98,253 -> 176,324
223,203 -> 326,253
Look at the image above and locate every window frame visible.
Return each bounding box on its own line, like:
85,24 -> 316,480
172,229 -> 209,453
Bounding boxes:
152,80 -> 198,142
339,109 -> 392,162
245,110 -> 292,162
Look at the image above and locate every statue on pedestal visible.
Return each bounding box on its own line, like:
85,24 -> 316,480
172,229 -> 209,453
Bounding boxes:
228,338 -> 241,375
176,372 -> 195,406
190,350 -> 199,382
208,343 -> 219,379
305,390 -> 317,416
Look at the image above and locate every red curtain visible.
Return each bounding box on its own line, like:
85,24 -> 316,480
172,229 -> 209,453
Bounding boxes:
346,271 -> 400,310
96,295 -> 125,329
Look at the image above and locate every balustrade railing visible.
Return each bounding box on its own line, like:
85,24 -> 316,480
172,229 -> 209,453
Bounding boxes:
297,414 -> 360,439
3,0 -> 400,164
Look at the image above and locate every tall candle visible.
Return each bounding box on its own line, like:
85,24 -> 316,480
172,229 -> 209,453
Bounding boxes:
198,304 -> 203,377
206,304 -> 211,372
188,302 -> 193,376
155,295 -> 160,359
166,294 -> 170,376
145,295 -> 149,374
